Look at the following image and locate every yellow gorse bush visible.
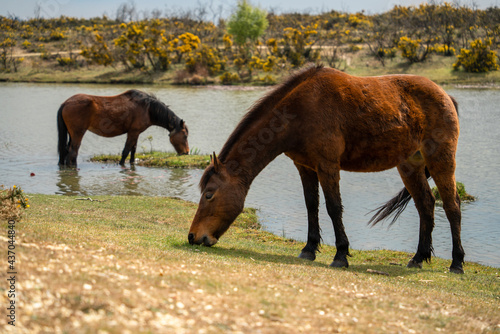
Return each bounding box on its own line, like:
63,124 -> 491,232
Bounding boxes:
453,38 -> 499,73
1,185 -> 30,221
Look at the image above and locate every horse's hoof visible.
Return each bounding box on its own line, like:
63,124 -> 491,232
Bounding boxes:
298,251 -> 316,261
449,266 -> 464,274
407,259 -> 423,269
407,260 -> 423,269
329,259 -> 348,268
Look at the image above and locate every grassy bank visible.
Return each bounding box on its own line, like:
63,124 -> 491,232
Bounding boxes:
90,152 -> 210,168
1,194 -> 498,333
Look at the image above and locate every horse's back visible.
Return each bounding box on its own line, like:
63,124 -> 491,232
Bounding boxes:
312,68 -> 458,135
288,68 -> 459,172
62,93 -> 95,112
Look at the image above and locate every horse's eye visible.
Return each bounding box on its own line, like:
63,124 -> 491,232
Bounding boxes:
205,192 -> 214,200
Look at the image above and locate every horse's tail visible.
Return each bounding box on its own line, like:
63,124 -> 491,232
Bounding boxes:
57,103 -> 68,165
368,167 -> 432,226
449,94 -> 459,116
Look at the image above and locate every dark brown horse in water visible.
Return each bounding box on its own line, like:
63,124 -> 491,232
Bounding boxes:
57,89 -> 189,167
189,65 -> 465,274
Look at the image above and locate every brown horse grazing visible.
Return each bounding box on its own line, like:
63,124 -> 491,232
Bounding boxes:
57,89 -> 189,167
189,65 -> 465,274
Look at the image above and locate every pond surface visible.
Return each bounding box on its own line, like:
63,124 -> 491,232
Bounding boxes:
1,82 -> 499,268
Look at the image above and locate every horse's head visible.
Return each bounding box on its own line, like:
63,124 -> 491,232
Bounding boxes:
170,119 -> 189,155
188,153 -> 246,246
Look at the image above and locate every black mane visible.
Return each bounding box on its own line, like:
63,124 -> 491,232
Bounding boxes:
125,89 -> 181,132
218,64 -> 323,162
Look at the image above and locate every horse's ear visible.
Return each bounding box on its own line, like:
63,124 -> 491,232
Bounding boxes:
180,119 -> 185,128
212,151 -> 221,173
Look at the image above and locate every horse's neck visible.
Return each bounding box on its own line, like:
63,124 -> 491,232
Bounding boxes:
150,106 -> 178,132
223,107 -> 293,187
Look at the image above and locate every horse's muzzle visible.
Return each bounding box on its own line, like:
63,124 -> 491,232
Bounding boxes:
188,233 -> 217,247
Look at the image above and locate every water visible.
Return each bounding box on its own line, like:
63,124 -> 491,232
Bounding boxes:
1,82 -> 499,267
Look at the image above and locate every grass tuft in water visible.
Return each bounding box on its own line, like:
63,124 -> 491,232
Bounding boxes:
432,181 -> 476,203
90,151 -> 210,168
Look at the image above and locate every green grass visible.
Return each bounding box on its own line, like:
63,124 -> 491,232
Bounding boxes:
90,151 -> 210,168
432,181 -> 476,203
4,194 -> 499,333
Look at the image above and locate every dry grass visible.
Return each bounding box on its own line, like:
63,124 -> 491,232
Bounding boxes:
1,194 -> 499,333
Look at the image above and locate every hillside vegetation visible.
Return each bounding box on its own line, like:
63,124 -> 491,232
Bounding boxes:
1,2 -> 499,85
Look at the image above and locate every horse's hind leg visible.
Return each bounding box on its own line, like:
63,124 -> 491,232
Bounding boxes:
397,154 -> 435,269
425,152 -> 464,274
66,132 -> 84,167
294,163 -> 320,261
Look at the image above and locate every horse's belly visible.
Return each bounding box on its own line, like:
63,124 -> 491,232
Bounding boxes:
340,158 -> 400,173
88,126 -> 124,137
340,144 -> 419,173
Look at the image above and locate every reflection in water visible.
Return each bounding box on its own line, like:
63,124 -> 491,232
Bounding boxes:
53,162 -> 198,198
166,168 -> 190,198
118,167 -> 144,196
56,168 -> 87,196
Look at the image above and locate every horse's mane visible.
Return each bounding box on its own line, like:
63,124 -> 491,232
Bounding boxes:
125,89 -> 182,132
218,64 -> 324,162
199,64 -> 324,191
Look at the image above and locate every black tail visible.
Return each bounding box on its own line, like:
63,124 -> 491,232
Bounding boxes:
57,104 -> 68,165
368,167 -> 432,226
449,94 -> 459,116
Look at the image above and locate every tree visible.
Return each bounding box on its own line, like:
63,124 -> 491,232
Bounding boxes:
227,0 -> 268,46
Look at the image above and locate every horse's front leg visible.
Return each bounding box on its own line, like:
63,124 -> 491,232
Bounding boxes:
129,141 -> 137,165
120,133 -> 139,166
318,166 -> 350,268
294,163 -> 320,261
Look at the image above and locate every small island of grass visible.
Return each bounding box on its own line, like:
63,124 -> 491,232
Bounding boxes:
432,181 -> 476,203
90,151 -> 210,168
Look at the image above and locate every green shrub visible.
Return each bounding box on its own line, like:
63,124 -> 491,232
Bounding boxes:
21,39 -> 32,49
259,74 -> 276,85
434,43 -> 455,56
57,56 -> 76,67
219,72 -> 240,85
398,36 -> 432,63
377,47 -> 397,59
